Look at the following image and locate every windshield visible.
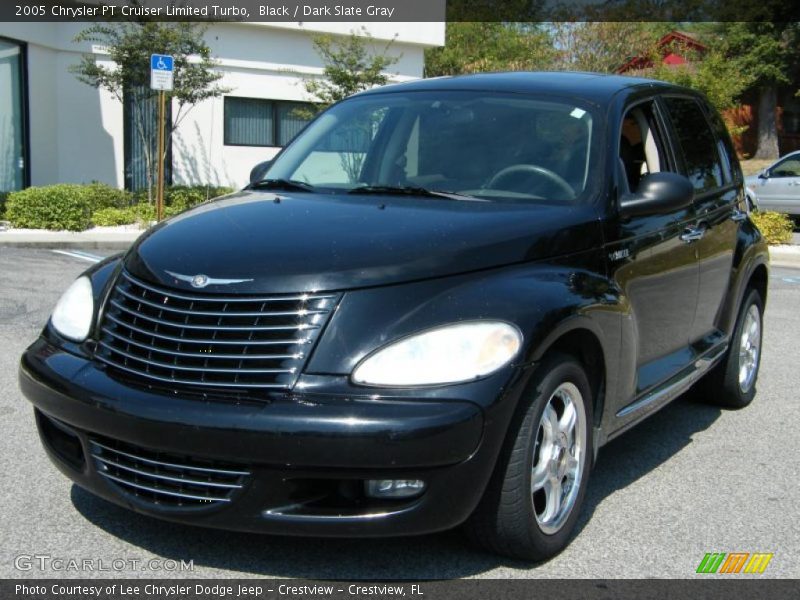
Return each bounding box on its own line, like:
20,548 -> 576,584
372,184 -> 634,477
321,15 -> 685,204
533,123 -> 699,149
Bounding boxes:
266,91 -> 597,204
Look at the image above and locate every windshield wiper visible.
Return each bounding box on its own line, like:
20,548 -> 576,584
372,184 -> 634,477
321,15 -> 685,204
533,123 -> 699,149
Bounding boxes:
347,185 -> 484,202
249,178 -> 316,192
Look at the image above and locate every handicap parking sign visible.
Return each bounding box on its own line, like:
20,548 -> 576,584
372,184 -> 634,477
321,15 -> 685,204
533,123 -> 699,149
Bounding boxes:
150,54 -> 174,91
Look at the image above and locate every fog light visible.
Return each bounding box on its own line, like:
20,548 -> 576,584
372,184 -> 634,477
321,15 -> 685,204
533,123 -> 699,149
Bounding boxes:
365,479 -> 426,499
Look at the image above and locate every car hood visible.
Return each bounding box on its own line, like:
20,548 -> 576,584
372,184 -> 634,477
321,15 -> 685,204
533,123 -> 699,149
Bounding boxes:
124,190 -> 602,294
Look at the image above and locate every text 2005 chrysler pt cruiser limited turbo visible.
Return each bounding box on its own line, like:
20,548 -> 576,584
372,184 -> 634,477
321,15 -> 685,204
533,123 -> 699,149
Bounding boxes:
20,73 -> 768,560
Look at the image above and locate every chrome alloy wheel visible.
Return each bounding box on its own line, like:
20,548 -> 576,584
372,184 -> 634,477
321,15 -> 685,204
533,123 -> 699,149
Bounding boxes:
531,381 -> 587,535
738,304 -> 762,394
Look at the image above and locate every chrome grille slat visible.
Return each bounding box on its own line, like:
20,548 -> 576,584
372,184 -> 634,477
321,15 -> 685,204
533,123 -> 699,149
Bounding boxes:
102,316 -> 311,346
95,355 -> 292,389
115,286 -> 328,317
109,299 -> 319,331
101,328 -> 303,360
89,437 -> 250,508
95,270 -> 337,394
90,440 -> 249,475
93,455 -> 244,489
97,471 -> 233,503
98,341 -> 297,374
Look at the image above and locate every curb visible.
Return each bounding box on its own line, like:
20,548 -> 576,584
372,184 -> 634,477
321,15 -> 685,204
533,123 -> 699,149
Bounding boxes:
0,240 -> 135,250
769,246 -> 800,269
0,226 -> 142,250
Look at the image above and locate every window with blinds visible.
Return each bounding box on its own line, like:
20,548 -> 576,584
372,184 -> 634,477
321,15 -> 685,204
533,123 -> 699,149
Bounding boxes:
224,97 -> 314,147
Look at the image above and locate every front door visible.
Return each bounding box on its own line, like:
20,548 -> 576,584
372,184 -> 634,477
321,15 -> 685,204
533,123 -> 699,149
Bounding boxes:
610,99 -> 700,401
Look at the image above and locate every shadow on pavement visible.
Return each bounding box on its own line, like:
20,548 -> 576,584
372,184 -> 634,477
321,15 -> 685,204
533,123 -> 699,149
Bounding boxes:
573,394 -> 721,538
70,394 -> 721,578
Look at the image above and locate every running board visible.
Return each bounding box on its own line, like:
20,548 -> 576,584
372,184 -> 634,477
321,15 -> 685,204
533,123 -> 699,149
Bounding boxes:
616,342 -> 728,419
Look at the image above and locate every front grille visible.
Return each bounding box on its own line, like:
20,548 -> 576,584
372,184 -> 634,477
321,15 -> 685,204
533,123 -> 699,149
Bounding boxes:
90,436 -> 250,508
95,270 -> 338,394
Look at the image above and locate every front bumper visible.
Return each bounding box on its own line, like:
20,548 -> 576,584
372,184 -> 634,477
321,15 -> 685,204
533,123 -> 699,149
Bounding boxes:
20,338 -> 515,537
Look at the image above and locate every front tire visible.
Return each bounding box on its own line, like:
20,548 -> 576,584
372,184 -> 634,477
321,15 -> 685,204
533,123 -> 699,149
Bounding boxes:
698,288 -> 764,409
467,354 -> 593,560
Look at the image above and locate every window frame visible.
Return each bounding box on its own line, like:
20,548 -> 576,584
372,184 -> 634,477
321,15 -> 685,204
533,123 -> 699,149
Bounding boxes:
616,96 -> 678,196
223,96 -> 313,148
658,94 -> 731,197
0,35 -> 30,191
767,154 -> 800,178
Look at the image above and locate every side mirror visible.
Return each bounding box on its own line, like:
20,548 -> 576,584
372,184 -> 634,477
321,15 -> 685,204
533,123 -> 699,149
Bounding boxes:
757,169 -> 769,180
619,172 -> 694,218
249,160 -> 273,185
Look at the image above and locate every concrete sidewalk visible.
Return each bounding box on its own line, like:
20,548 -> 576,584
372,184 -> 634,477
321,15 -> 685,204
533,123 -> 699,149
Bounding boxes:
0,225 -> 144,250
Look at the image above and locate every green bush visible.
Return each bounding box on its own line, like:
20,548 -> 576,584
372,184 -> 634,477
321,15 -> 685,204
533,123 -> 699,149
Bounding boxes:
6,183 -> 234,231
0,191 -> 8,219
132,185 -> 234,212
91,204 -> 158,227
751,210 -> 794,245
92,207 -> 137,226
83,182 -> 131,211
6,184 -> 94,231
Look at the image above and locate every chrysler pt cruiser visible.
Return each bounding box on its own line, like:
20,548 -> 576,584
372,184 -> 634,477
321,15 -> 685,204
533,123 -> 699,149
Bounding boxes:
20,73 -> 769,560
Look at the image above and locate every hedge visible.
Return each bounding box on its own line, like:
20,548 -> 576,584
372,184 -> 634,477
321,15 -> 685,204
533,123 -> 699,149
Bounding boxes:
5,183 -> 234,231
6,184 -> 95,231
0,191 -> 8,219
751,210 -> 794,245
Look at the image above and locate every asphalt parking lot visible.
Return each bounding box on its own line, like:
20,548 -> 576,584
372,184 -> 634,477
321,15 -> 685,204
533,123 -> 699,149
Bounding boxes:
1,246 -> 798,579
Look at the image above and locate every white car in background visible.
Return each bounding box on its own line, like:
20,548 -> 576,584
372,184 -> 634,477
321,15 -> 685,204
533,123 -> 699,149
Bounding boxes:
745,151 -> 800,216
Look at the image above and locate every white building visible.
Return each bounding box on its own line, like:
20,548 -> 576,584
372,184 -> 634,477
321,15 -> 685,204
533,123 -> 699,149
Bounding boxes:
0,22 -> 444,193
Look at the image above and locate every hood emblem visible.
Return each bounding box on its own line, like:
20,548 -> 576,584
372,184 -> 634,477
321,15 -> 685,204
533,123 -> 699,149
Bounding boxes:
165,270 -> 254,288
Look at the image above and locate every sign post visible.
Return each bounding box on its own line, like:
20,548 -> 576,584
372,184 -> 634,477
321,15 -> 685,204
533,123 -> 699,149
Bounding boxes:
150,54 -> 174,222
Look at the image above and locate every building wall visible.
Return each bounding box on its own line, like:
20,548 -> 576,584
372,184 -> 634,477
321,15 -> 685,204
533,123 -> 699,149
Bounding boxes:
172,22 -> 430,188
0,21 -> 441,190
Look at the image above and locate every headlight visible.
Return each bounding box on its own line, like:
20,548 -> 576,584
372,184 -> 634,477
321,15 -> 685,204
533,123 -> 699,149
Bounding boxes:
352,321 -> 522,387
50,276 -> 94,342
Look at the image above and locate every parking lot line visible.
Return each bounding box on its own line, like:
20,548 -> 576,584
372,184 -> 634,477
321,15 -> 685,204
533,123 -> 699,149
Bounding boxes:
51,249 -> 103,263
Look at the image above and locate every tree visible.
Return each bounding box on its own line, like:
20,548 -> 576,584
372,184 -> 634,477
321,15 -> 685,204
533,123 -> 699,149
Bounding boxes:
707,22 -> 800,159
302,27 -> 400,112
71,20 -> 227,201
425,23 -> 554,77
549,22 -> 668,73
646,40 -> 755,116
301,29 -> 400,182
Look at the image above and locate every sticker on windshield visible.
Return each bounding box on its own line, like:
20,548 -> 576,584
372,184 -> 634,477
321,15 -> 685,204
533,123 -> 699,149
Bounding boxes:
570,108 -> 586,119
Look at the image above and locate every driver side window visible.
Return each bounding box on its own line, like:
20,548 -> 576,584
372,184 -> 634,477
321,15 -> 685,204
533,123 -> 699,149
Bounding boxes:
619,102 -> 667,193
770,156 -> 800,178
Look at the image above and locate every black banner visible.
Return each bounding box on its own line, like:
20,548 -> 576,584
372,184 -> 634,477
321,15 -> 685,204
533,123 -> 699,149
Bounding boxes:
5,580 -> 800,600
2,0 -> 799,22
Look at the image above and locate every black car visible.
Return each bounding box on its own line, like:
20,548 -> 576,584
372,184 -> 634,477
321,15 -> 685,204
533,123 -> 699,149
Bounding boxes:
20,72 -> 768,560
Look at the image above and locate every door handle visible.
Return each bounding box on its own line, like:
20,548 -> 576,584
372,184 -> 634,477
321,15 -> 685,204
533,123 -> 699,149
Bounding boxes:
731,208 -> 748,222
680,226 -> 706,243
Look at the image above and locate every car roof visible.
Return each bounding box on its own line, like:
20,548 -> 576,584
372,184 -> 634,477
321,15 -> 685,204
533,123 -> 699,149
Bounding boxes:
356,71 -> 687,106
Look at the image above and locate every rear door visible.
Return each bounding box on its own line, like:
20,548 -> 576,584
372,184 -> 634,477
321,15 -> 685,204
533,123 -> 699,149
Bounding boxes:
660,96 -> 739,346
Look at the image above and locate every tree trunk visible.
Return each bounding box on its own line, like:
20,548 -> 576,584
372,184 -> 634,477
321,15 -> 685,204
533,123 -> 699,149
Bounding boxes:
754,85 -> 780,159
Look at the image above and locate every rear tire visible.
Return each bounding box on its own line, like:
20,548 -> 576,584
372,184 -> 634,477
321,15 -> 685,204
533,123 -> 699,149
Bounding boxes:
696,288 -> 763,409
466,353 -> 593,560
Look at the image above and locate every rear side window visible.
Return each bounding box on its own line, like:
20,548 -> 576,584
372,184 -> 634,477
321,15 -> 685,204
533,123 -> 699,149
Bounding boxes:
663,97 -> 724,193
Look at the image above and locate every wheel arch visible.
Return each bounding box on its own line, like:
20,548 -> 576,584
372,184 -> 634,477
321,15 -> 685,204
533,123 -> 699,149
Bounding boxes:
748,262 -> 768,305
528,320 -> 608,430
